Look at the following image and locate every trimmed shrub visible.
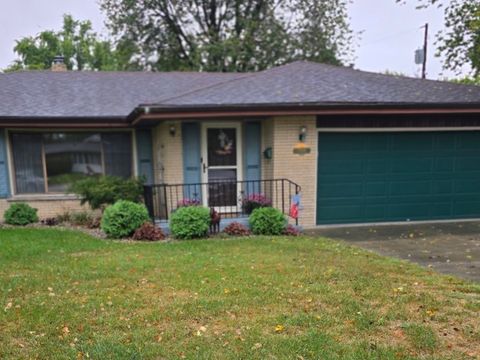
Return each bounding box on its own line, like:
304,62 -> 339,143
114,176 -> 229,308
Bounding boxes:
132,222 -> 165,241
223,222 -> 251,236
4,203 -> 38,225
249,207 -> 286,235
283,224 -> 301,236
170,206 -> 210,240
101,200 -> 150,238
242,193 -> 272,215
70,176 -> 144,211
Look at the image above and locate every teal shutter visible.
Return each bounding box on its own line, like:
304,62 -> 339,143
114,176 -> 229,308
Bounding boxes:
182,123 -> 201,184
244,121 -> 261,180
182,123 -> 202,201
0,130 -> 11,198
136,129 -> 154,184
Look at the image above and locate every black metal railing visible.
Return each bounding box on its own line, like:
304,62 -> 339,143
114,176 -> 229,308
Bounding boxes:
144,179 -> 301,225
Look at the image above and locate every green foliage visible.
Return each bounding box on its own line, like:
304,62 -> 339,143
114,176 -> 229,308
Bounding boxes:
249,207 -> 287,235
101,200 -> 150,238
169,206 -> 210,240
451,76 -> 480,85
3,14 -> 136,72
398,0 -> 480,75
4,203 -> 39,226
132,222 -> 165,241
70,176 -> 144,211
100,0 -> 353,72
437,0 -> 480,76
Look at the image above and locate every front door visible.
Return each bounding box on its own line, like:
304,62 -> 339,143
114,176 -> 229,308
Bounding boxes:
201,123 -> 242,212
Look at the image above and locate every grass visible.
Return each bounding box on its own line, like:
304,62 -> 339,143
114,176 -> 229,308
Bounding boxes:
0,229 -> 479,359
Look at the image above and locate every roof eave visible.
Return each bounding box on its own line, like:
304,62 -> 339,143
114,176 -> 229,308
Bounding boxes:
0,115 -> 129,128
131,102 -> 480,125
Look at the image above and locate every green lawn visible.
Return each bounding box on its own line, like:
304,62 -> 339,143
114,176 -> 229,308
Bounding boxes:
0,229 -> 479,359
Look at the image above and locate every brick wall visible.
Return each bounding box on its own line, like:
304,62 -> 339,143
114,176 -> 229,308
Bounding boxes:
0,198 -> 89,219
151,117 -> 318,227
261,118 -> 274,180
152,121 -> 184,184
269,116 -> 317,227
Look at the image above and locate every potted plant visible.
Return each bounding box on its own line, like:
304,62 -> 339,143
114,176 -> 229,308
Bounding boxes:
242,193 -> 272,215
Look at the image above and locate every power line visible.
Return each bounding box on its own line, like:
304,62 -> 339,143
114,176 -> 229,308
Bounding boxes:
361,26 -> 421,47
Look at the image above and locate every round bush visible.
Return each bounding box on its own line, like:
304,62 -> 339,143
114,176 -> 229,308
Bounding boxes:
249,207 -> 287,235
4,203 -> 38,225
170,206 -> 210,240
101,200 -> 150,238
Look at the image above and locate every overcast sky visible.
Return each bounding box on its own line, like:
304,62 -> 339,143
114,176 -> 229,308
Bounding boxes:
0,0 -> 469,79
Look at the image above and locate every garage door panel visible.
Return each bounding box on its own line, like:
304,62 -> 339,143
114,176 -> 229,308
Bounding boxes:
317,205 -> 364,222
434,158 -> 454,172
455,159 -> 480,171
387,204 -> 433,219
454,179 -> 480,193
389,181 -> 432,195
365,183 -> 387,196
453,204 -> 480,217
366,160 -> 389,173
318,183 -> 364,197
390,159 -> 433,172
432,180 -> 453,194
317,131 -> 480,224
455,133 -> 480,149
434,133 -> 456,148
390,133 -> 433,151
318,160 -> 363,174
429,203 -> 453,217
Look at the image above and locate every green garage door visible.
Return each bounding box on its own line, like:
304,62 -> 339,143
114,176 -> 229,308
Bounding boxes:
317,131 -> 480,225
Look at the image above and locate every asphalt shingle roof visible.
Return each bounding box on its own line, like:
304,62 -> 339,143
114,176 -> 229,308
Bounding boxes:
0,71 -> 242,118
1,61 -> 479,119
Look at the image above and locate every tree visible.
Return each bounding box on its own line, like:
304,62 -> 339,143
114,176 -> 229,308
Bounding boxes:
100,0 -> 353,72
398,0 -> 480,76
4,14 -> 137,72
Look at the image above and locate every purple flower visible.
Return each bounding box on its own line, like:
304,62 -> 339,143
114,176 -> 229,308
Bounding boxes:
242,193 -> 272,207
177,198 -> 201,207
242,193 -> 272,214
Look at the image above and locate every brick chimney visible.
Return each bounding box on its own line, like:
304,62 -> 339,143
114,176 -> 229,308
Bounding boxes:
51,56 -> 67,72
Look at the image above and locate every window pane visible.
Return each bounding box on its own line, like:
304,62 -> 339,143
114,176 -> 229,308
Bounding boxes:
11,133 -> 45,194
102,133 -> 132,178
207,128 -> 237,166
44,133 -> 103,192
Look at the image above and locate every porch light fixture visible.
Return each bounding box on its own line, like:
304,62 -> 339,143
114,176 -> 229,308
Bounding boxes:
263,147 -> 272,159
293,125 -> 311,155
169,124 -> 176,137
299,125 -> 307,142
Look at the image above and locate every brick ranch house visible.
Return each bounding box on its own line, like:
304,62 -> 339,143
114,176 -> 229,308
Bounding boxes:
1,60 -> 480,228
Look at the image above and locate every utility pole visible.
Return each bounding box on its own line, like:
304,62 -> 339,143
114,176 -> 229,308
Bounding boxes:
421,23 -> 428,79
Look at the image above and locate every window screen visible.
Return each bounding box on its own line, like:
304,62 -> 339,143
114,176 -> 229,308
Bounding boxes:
11,133 -> 45,194
10,132 -> 133,194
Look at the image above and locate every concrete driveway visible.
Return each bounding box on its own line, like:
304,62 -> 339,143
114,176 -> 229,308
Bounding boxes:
309,221 -> 480,282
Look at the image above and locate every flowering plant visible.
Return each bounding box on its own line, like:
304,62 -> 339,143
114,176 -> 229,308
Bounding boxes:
177,198 -> 201,208
242,193 -> 272,214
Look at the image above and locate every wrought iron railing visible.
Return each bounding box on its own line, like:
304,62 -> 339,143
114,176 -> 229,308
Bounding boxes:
144,179 -> 301,225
